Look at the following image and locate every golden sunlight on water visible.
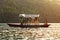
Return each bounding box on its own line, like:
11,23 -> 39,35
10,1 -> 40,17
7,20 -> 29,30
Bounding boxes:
0,23 -> 60,40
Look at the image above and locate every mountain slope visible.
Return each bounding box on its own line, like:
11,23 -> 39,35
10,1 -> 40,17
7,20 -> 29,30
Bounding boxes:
0,0 -> 60,22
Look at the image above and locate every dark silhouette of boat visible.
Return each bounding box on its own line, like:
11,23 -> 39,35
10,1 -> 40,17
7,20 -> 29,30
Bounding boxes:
8,23 -> 50,28
7,14 -> 50,28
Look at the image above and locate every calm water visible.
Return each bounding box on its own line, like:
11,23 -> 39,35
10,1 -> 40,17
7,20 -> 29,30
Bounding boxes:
0,23 -> 60,40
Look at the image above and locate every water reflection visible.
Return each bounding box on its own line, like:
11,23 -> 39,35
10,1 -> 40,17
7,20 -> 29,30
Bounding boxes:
0,23 -> 60,40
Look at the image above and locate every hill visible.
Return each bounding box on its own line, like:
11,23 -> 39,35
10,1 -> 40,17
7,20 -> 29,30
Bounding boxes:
0,0 -> 60,22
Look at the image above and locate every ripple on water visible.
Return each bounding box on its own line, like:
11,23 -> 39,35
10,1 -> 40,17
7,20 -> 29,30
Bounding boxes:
0,23 -> 60,40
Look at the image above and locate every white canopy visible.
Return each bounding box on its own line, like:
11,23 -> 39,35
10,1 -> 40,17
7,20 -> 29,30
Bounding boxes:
19,14 -> 40,18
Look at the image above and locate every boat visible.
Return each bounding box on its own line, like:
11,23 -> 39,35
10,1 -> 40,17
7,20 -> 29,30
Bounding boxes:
7,14 -> 50,28
8,23 -> 50,28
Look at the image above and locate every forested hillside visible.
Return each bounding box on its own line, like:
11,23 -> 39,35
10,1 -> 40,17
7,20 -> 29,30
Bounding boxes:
0,0 -> 60,22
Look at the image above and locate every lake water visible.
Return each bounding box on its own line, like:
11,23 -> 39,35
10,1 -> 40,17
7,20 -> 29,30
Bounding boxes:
0,23 -> 60,40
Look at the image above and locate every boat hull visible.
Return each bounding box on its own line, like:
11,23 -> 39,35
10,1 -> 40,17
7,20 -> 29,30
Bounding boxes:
7,23 -> 49,28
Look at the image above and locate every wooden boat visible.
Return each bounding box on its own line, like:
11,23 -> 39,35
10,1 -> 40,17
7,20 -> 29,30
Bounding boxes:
7,14 -> 50,28
8,23 -> 50,28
